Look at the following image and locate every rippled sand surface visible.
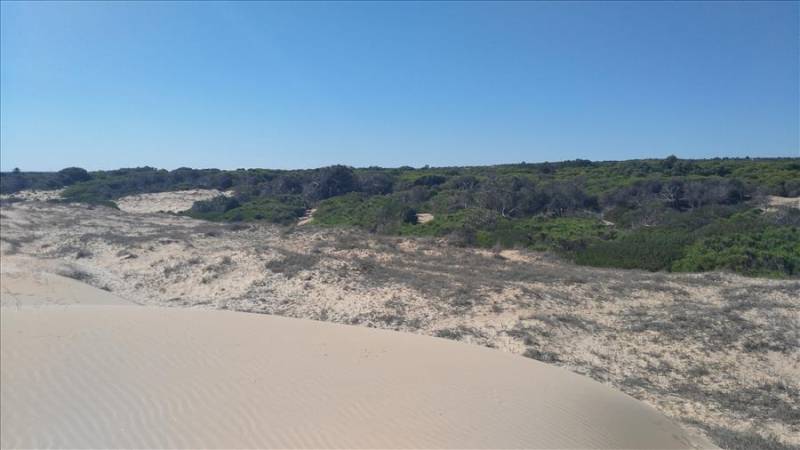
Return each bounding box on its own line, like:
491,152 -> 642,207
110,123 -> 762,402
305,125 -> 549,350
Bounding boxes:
0,272 -> 707,449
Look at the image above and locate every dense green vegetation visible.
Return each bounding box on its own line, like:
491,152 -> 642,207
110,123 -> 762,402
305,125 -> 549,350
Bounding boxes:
184,195 -> 306,225
2,157 -> 799,277
673,215 -> 800,277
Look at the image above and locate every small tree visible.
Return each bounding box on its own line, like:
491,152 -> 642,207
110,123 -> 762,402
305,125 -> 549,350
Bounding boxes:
305,165 -> 359,202
359,172 -> 394,195
403,208 -> 418,225
58,167 -> 91,184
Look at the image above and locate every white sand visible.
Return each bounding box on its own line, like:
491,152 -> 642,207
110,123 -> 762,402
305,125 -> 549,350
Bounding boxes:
416,212 -> 435,224
766,195 -> 800,209
0,272 -> 712,449
1,271 -> 131,307
115,189 -> 230,214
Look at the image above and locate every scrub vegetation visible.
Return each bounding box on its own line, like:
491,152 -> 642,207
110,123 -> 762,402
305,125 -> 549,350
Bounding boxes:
2,156 -> 798,277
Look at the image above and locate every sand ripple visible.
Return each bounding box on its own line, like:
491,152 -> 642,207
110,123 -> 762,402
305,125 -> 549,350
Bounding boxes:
1,305 -> 704,449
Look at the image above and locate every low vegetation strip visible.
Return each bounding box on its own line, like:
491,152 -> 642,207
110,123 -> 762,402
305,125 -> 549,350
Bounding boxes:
2,156 -> 799,277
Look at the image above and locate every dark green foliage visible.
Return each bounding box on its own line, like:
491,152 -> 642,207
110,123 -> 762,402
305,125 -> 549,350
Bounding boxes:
3,157 -> 798,277
402,208 -> 418,225
673,226 -> 800,277
187,196 -> 241,215
0,166 -> 92,193
576,207 -> 800,276
314,193 -> 413,233
358,171 -> 394,195
485,216 -> 615,251
57,167 -> 233,203
413,174 -> 447,187
185,195 -> 305,225
304,165 -> 359,201
58,167 -> 91,184
0,172 -> 30,193
575,228 -> 693,271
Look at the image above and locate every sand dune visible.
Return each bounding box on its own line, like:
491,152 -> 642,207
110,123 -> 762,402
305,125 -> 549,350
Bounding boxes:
115,189 -> 230,214
0,272 -> 712,449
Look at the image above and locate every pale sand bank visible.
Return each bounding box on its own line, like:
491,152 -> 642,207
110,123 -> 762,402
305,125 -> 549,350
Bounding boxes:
766,195 -> 800,209
115,189 -> 231,214
0,273 -> 713,449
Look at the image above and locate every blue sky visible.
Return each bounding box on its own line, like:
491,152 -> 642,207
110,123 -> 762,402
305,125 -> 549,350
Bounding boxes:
1,1 -> 798,171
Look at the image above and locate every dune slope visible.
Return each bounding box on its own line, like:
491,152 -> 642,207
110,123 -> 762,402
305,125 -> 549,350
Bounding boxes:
0,273 -> 711,450
1,271 -> 131,307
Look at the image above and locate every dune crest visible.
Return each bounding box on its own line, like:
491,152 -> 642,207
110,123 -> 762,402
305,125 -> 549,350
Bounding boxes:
0,270 -> 131,307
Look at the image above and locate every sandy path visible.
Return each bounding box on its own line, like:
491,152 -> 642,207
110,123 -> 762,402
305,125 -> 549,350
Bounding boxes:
0,273 -> 711,449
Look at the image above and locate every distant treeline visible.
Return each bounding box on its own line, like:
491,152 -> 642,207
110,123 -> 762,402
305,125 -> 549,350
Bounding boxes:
2,157 -> 799,277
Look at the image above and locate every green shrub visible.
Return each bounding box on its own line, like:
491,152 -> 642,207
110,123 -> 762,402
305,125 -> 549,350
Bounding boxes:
500,216 -> 613,251
314,193 -> 414,232
6,157 -> 800,277
673,226 -> 800,277
575,228 -> 693,271
185,195 -> 305,225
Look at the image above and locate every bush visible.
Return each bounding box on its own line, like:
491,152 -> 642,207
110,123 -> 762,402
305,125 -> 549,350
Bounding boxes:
0,166 -> 92,194
304,165 -> 359,201
413,174 -> 447,187
185,195 -> 305,225
403,208 -> 418,225
451,216 -> 613,251
673,226 -> 800,277
189,196 -> 241,215
6,156 -> 800,277
575,228 -> 693,271
314,193 -> 413,233
358,172 -> 395,195
58,167 -> 91,184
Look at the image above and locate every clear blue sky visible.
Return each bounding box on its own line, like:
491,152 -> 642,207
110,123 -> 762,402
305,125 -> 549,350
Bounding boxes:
1,1 -> 798,171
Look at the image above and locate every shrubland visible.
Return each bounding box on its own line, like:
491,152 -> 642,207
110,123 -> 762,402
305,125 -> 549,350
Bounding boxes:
2,156 -> 798,277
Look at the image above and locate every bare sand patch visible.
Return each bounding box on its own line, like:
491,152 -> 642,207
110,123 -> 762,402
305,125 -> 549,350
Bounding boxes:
416,212 -> 434,223
766,195 -> 800,209
115,189 -> 230,214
